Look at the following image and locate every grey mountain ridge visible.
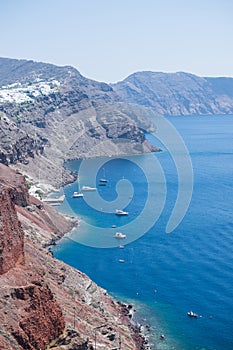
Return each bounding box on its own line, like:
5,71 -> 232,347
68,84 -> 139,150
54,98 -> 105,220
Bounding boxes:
112,71 -> 233,115
0,58 -> 158,187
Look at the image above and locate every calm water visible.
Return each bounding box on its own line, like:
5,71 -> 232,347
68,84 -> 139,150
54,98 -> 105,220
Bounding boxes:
53,115 -> 233,350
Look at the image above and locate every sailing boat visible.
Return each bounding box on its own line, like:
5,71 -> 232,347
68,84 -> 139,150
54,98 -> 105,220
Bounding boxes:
72,178 -> 84,198
99,168 -> 108,183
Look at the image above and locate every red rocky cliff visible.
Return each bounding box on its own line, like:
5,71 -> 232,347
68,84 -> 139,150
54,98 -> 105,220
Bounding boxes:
0,185 -> 24,274
0,165 -> 65,350
0,163 -> 29,207
10,282 -> 65,350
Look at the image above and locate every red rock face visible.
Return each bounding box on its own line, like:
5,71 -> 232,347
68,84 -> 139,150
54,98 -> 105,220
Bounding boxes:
0,163 -> 29,207
0,185 -> 24,274
11,281 -> 65,350
0,179 -> 65,349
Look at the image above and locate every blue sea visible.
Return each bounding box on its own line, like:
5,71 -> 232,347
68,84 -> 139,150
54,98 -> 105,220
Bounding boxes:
53,115 -> 233,350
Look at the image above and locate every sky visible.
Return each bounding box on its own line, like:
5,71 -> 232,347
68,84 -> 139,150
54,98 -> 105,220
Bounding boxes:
0,0 -> 233,83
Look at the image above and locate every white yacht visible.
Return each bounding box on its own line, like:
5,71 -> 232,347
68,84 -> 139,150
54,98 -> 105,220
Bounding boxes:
99,168 -> 108,183
43,194 -> 65,204
72,179 -> 84,198
81,186 -> 97,191
115,209 -> 128,216
72,191 -> 84,198
114,232 -> 126,239
100,178 -> 108,183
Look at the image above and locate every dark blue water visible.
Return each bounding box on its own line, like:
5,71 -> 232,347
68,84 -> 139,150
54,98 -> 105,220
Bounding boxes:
53,115 -> 233,350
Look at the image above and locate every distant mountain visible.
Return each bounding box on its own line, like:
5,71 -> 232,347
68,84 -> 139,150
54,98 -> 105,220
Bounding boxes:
112,71 -> 233,115
0,58 -> 158,186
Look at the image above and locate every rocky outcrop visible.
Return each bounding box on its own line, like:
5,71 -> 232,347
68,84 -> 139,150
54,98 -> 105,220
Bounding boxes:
0,185 -> 24,274
0,163 -> 29,206
0,166 -> 65,349
11,282 -> 65,350
0,112 -> 46,166
0,270 -> 66,350
112,71 -> 233,115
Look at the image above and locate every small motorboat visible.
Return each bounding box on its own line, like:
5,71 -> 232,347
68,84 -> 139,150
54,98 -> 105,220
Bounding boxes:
114,232 -> 126,239
81,186 -> 97,191
115,209 -> 128,216
99,178 -> 108,183
112,225 -> 117,228
119,259 -> 125,263
119,245 -> 125,249
72,191 -> 84,198
187,311 -> 198,318
43,195 -> 65,203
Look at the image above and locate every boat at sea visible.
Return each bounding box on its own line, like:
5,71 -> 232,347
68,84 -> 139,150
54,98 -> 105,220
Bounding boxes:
115,209 -> 128,216
81,186 -> 97,191
114,232 -> 126,239
72,191 -> 84,198
99,168 -> 108,183
119,259 -> 125,263
43,194 -> 65,204
187,311 -> 198,318
99,178 -> 108,183
72,178 -> 84,198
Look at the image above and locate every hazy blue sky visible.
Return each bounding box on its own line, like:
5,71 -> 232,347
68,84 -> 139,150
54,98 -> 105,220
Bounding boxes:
0,0 -> 233,82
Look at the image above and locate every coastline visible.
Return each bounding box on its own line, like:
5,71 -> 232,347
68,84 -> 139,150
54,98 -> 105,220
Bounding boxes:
48,209 -> 157,349
113,300 -> 152,350
39,189 -> 155,349
38,203 -> 152,348
48,155 -> 183,350
33,149 -> 171,350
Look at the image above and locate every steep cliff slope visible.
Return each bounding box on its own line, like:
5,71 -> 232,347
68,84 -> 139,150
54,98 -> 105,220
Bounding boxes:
0,178 -> 65,349
0,164 -> 149,350
0,163 -> 77,244
0,113 -> 45,165
0,185 -> 24,274
112,71 -> 233,115
0,58 -> 158,187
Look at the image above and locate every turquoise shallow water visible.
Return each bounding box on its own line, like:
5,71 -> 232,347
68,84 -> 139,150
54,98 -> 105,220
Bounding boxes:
53,115 -> 233,350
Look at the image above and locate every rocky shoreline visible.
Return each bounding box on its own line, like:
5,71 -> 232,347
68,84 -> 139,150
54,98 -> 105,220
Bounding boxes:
45,211 -> 154,350
117,301 -> 152,350
42,209 -> 154,349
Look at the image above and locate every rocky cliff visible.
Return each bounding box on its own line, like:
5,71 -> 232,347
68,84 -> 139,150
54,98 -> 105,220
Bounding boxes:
0,164 -> 149,350
0,175 -> 65,349
0,163 -> 29,206
0,185 -> 24,274
0,112 -> 46,166
112,71 -> 233,115
0,58 -> 159,187
7,281 -> 65,350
